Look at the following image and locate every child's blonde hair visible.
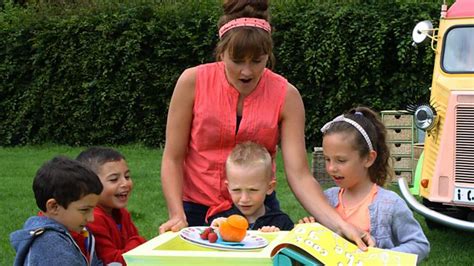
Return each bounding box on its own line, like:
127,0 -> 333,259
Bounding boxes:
225,141 -> 272,179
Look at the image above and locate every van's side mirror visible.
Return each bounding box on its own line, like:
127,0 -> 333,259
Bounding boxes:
412,20 -> 434,45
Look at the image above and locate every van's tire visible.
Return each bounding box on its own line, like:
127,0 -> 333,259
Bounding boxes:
425,217 -> 446,230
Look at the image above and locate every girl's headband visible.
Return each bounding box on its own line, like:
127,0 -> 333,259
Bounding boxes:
320,115 -> 374,151
219,17 -> 271,39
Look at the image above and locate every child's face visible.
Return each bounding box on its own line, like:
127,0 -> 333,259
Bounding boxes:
226,164 -> 275,222
96,159 -> 133,214
323,132 -> 375,190
53,193 -> 99,233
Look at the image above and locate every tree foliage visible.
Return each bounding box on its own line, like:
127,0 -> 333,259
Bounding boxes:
0,1 -> 439,147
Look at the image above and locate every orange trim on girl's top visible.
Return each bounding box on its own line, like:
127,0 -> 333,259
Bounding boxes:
336,184 -> 378,233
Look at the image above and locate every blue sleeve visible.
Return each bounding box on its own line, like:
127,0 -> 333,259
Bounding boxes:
390,198 -> 430,264
324,187 -> 339,207
27,231 -> 85,266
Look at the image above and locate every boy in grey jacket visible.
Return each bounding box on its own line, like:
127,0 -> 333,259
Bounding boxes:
10,156 -> 104,266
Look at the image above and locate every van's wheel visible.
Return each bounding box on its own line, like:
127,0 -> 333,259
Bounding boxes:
422,198 -> 469,230
467,211 -> 474,222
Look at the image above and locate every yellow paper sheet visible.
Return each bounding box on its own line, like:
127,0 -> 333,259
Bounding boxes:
271,223 -> 417,266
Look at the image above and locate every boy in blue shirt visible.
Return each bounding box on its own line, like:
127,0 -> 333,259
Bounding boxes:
10,156 -> 104,266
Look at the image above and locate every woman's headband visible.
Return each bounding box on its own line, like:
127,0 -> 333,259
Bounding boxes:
219,17 -> 271,39
320,114 -> 374,151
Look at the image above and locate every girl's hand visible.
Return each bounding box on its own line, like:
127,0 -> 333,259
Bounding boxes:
298,216 -> 316,224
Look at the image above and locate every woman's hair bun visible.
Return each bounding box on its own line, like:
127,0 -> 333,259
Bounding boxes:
223,0 -> 269,18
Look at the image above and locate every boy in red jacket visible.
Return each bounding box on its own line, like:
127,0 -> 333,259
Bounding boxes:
77,147 -> 146,265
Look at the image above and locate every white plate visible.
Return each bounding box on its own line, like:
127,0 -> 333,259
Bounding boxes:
179,226 -> 268,251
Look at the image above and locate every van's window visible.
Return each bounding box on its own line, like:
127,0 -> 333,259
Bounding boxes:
443,27 -> 474,73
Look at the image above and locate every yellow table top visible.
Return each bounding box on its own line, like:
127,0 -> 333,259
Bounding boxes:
123,230 -> 287,266
124,223 -> 417,266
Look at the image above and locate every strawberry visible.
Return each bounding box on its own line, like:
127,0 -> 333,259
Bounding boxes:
200,227 -> 212,240
208,232 -> 218,243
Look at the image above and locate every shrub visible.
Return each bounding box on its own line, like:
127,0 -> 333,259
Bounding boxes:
0,1 -> 440,147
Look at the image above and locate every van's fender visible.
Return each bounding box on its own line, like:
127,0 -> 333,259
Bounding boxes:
398,177 -> 474,231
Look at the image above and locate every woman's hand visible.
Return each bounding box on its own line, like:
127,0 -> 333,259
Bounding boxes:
159,216 -> 188,234
339,222 -> 375,251
297,217 -> 375,250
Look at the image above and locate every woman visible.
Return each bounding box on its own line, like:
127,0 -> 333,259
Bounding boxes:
159,0 -> 372,249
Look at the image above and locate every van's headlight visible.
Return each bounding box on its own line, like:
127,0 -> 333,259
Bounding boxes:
414,105 -> 436,130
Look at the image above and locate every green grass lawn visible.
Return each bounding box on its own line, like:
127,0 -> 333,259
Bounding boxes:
1,145 -> 473,265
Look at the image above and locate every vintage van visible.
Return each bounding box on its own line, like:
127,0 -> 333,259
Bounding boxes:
399,0 -> 474,231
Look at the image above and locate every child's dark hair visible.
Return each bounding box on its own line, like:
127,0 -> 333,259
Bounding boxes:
322,106 -> 393,186
76,146 -> 125,174
33,156 -> 103,211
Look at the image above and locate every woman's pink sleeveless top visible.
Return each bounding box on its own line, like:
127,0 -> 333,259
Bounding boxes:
183,62 -> 288,219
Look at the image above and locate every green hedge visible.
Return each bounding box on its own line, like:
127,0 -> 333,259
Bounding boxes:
272,1 -> 437,144
1,1 -> 439,147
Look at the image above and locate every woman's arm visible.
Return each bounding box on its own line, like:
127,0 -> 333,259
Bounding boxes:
159,67 -> 196,234
280,83 -> 372,249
